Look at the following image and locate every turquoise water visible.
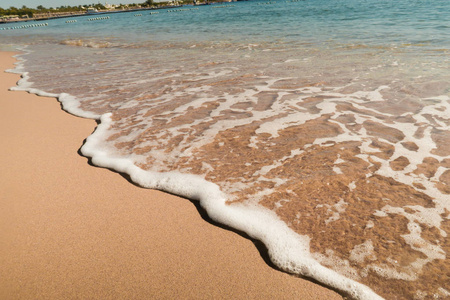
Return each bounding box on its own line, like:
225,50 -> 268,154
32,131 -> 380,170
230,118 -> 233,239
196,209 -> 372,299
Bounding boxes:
2,0 -> 449,46
3,1 -> 450,299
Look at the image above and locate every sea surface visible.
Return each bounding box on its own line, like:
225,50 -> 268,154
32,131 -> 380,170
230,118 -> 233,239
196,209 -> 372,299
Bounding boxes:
2,0 -> 449,298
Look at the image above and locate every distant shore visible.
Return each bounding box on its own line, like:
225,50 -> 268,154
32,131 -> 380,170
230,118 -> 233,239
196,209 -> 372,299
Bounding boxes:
0,6 -> 183,24
0,1 -> 231,24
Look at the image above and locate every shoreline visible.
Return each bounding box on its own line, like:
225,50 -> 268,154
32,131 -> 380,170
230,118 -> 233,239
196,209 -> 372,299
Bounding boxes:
0,4 -> 215,25
0,51 -> 342,299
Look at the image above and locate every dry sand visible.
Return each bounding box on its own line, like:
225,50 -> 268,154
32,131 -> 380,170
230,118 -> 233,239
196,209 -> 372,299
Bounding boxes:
0,51 -> 342,299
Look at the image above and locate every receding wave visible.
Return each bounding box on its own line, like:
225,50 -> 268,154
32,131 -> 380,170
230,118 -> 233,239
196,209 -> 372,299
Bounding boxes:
60,39 -> 113,48
16,38 -> 450,299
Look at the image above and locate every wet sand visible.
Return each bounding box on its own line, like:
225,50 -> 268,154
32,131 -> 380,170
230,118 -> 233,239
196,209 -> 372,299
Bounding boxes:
0,51 -> 342,299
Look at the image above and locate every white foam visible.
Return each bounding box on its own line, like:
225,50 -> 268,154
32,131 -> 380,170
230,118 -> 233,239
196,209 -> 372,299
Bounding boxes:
325,199 -> 347,224
350,85 -> 389,102
437,288 -> 450,297
333,166 -> 343,174
350,240 -> 375,264
8,50 -> 392,300
334,155 -> 346,165
81,114 -> 382,299
8,53 -> 100,120
365,220 -> 375,229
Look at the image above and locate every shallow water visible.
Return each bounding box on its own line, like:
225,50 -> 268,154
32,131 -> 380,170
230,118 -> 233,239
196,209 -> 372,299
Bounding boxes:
3,0 -> 450,298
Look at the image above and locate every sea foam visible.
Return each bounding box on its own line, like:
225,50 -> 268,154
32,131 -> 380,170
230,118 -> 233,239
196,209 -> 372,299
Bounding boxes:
9,51 -> 383,300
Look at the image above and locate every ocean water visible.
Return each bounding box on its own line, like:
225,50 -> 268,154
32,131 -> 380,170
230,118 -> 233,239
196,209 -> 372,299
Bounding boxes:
2,0 -> 449,298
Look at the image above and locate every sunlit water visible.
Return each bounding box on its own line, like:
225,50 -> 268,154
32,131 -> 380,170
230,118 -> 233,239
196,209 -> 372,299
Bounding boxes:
2,0 -> 450,298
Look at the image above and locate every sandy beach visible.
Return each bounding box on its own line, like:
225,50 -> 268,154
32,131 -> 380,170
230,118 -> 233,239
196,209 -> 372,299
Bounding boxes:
0,51 -> 341,299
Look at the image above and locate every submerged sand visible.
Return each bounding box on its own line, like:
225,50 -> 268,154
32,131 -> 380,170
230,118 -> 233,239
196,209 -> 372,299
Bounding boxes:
0,51 -> 341,299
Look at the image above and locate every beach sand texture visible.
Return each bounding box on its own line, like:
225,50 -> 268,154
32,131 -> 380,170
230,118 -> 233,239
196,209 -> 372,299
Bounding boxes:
0,51 -> 342,299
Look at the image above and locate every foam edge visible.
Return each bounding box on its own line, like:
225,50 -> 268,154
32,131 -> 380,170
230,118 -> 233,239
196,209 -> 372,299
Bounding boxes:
80,113 -> 384,300
8,50 -> 384,300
